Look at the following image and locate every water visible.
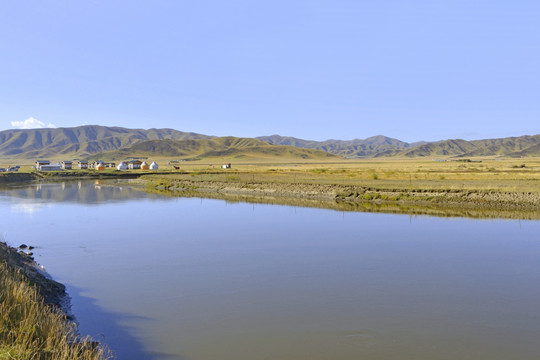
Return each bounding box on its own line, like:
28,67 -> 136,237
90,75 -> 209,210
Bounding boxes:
1,180 -> 540,360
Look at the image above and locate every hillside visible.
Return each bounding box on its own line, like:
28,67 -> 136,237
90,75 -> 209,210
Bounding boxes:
1,125 -> 539,160
0,125 -> 212,159
92,137 -> 340,161
398,135 -> 540,157
257,135 -> 424,158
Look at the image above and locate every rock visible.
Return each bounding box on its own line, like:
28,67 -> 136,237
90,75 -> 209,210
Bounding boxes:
19,244 -> 28,249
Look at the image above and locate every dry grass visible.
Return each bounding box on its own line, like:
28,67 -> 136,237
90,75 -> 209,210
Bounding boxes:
3,156 -> 540,193
142,157 -> 540,194
0,262 -> 112,360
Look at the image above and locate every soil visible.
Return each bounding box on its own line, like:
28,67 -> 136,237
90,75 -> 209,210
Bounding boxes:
148,179 -> 540,219
0,242 -> 66,307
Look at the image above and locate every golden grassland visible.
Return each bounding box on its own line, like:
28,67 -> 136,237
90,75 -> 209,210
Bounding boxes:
2,156 -> 539,193
0,244 -> 111,360
137,156 -> 540,194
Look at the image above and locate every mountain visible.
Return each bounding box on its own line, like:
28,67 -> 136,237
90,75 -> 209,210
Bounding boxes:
398,135 -> 540,157
93,137 -> 340,161
1,125 -> 539,160
256,135 -> 421,158
0,125 -> 212,158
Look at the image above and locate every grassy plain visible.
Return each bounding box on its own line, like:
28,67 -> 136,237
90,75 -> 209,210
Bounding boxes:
2,156 -> 539,196
139,156 -> 540,194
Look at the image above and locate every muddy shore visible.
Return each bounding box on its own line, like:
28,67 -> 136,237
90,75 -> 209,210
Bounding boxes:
0,241 -> 66,307
146,179 -> 540,219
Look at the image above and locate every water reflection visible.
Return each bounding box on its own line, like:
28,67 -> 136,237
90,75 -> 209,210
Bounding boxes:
0,180 -> 161,206
1,181 -> 540,360
151,188 -> 540,220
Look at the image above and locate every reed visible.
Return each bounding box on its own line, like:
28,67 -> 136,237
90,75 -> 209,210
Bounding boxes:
0,262 -> 112,360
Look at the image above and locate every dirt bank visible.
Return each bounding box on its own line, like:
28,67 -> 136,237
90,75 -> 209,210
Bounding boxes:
0,242 -> 66,307
146,178 -> 540,214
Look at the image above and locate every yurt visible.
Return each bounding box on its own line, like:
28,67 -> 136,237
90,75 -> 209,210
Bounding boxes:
117,162 -> 127,170
149,161 -> 159,170
95,162 -> 106,171
141,161 -> 150,170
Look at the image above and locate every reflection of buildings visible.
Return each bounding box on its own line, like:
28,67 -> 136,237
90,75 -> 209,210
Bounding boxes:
2,180 -> 159,205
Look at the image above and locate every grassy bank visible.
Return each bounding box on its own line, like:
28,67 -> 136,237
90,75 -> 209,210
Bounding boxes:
0,242 -> 111,360
140,158 -> 540,216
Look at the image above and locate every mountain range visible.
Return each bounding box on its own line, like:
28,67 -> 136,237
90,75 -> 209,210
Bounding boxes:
0,125 -> 539,160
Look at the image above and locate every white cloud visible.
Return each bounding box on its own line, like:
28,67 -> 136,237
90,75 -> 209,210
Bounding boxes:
11,117 -> 56,129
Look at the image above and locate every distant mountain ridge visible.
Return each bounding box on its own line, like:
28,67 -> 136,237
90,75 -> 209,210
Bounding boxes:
94,137 -> 340,161
257,135 -> 427,158
0,125 -> 212,158
0,125 -> 539,159
257,134 -> 540,158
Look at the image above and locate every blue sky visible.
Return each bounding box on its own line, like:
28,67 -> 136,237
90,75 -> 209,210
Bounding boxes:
1,0 -> 539,142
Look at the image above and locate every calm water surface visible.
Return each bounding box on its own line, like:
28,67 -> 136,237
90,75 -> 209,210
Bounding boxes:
1,180 -> 540,360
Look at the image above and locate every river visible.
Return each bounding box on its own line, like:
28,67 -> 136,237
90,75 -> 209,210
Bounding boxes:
1,180 -> 540,360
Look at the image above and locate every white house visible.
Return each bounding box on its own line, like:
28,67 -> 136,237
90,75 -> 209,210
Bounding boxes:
117,162 -> 128,170
149,161 -> 159,170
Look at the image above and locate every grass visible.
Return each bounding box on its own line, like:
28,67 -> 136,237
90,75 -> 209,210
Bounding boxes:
3,156 -> 540,194
139,157 -> 540,194
0,250 -> 111,360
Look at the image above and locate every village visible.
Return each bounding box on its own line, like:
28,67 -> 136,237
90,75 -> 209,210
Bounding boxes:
34,159 -> 160,171
32,160 -> 233,171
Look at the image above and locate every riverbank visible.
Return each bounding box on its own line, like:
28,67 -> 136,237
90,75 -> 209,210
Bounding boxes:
0,170 -> 145,183
140,170 -> 540,219
0,242 -> 111,359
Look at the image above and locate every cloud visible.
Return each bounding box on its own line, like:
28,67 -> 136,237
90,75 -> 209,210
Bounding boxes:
11,117 -> 56,129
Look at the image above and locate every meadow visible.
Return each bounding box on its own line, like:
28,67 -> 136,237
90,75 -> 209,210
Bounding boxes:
2,156 -> 539,194
139,156 -> 540,194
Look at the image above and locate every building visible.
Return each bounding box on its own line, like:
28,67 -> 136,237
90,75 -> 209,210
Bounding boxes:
95,162 -> 106,171
38,164 -> 62,171
117,162 -> 128,170
61,161 -> 73,170
149,161 -> 159,170
78,161 -> 89,169
141,161 -> 150,170
35,160 -> 50,169
128,160 -> 143,169
222,163 -> 231,169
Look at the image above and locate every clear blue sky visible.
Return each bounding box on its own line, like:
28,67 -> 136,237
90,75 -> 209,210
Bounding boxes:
1,0 -> 539,142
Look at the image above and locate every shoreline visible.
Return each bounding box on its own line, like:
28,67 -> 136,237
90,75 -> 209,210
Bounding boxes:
0,241 -> 66,307
0,241 -> 111,359
143,178 -> 540,219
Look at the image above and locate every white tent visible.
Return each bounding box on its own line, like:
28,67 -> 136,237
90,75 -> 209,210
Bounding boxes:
150,161 -> 159,170
117,162 -> 128,170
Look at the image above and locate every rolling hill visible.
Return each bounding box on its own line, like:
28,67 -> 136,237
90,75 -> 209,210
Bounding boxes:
1,125 -> 539,160
0,125 -> 212,159
92,137 -> 340,161
257,135 -> 425,158
398,135 -> 540,157
258,134 -> 540,158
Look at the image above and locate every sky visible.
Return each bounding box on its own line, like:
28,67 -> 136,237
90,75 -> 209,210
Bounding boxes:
1,0 -> 539,143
